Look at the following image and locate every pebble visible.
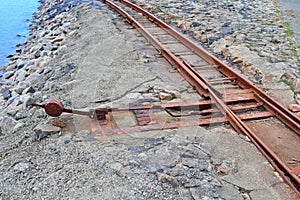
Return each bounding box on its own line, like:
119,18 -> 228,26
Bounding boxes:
5,98 -> 21,116
116,167 -> 133,178
108,162 -> 123,171
17,62 -> 25,69
64,139 -> 71,144
2,90 -> 12,100
293,79 -> 300,93
34,124 -> 61,140
216,159 -> 238,175
126,92 -> 141,99
22,86 -> 36,94
13,122 -> 25,132
288,104 -> 300,112
51,37 -> 64,43
6,64 -> 17,71
15,82 -> 29,94
15,112 -> 26,120
13,162 -> 29,172
20,94 -> 35,109
156,172 -> 177,185
0,116 -> 18,135
158,92 -> 173,101
15,69 -> 28,83
3,71 -> 15,79
0,70 -> 6,78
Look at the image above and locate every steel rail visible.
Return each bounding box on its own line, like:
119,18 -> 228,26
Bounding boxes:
115,0 -> 300,136
102,0 -> 300,195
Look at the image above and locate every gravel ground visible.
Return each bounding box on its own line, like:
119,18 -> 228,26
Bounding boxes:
0,0 -> 298,199
278,0 -> 300,44
134,0 -> 300,108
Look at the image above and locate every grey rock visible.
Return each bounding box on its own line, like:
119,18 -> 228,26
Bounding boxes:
2,90 -> 12,100
5,98 -> 22,116
17,62 -> 25,69
15,82 -> 29,94
0,69 -> 6,78
156,172 -> 178,186
182,158 -> 210,171
126,92 -> 141,99
43,43 -> 53,51
136,159 -> 164,173
216,159 -> 238,175
34,124 -> 61,140
293,79 -> 300,93
0,116 -> 18,135
3,71 -> 15,79
108,162 -> 123,171
15,69 -> 28,83
13,162 -> 29,172
20,94 -> 35,109
13,122 -> 25,132
211,38 -> 233,54
15,112 -> 27,120
24,72 -> 40,85
22,86 -> 36,94
5,64 -> 17,71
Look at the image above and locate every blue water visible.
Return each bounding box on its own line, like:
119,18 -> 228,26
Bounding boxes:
0,0 -> 39,66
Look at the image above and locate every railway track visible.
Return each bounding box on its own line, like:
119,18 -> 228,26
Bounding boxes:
34,0 -> 300,196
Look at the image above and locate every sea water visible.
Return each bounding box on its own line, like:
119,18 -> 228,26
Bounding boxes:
0,0 -> 39,66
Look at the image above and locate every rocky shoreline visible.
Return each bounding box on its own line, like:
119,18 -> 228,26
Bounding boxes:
0,1 -> 78,143
0,0 -> 298,199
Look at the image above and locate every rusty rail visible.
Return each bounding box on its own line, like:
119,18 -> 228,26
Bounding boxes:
114,0 -> 300,135
33,0 -> 300,196
100,0 -> 300,195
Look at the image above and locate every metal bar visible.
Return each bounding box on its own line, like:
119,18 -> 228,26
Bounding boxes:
223,89 -> 253,95
105,0 -> 300,194
115,0 -> 300,136
104,0 -> 211,98
160,40 -> 179,44
150,32 -> 169,36
208,77 -> 236,83
98,0 -> 300,194
165,105 -> 269,118
193,65 -> 219,70
174,51 -> 195,56
230,102 -> 264,111
99,111 -> 273,134
254,93 -> 300,134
